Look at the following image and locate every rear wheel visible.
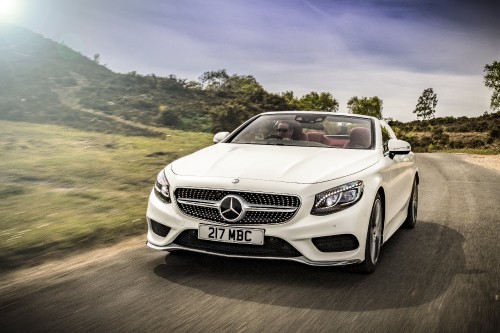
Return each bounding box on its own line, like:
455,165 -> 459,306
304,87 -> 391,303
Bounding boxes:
350,193 -> 383,274
403,177 -> 418,229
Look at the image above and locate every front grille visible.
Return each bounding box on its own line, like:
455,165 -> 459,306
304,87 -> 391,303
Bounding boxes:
150,219 -> 171,237
311,234 -> 359,252
173,229 -> 301,257
179,205 -> 225,223
174,188 -> 300,225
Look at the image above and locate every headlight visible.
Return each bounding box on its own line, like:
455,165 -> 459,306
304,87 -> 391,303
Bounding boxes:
154,169 -> 171,203
311,181 -> 364,215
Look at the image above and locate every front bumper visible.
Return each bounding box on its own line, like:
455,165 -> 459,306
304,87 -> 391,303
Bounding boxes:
146,176 -> 376,266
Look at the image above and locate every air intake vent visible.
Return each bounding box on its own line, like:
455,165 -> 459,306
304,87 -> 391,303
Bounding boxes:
150,219 -> 171,237
311,234 -> 359,252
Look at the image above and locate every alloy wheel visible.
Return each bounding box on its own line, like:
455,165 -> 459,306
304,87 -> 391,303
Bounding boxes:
370,198 -> 383,264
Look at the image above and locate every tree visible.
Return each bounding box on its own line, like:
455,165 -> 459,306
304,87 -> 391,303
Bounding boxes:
199,70 -> 284,130
484,61 -> 500,111
158,105 -> 181,127
199,69 -> 230,90
413,88 -> 438,120
199,69 -> 268,106
209,101 -> 260,132
282,91 -> 339,112
347,96 -> 383,118
299,92 -> 339,112
281,91 -> 295,104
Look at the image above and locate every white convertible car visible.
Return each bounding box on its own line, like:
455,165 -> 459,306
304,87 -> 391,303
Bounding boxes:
146,112 -> 418,273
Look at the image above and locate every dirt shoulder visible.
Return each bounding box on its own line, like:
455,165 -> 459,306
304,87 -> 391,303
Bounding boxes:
454,153 -> 500,172
0,236 -> 145,291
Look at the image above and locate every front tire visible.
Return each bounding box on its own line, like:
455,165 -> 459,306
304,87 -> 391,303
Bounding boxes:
403,177 -> 418,229
350,193 -> 383,274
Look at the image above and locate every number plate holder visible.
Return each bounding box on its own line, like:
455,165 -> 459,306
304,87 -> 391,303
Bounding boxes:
198,224 -> 264,245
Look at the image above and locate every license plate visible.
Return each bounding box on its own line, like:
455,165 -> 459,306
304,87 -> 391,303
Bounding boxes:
198,224 -> 264,245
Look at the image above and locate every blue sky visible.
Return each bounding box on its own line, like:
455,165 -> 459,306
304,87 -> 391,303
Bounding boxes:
4,0 -> 500,121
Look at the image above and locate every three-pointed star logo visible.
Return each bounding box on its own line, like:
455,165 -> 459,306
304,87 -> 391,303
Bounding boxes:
219,196 -> 244,222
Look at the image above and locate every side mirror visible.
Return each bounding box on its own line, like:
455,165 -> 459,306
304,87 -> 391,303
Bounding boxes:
213,131 -> 230,144
387,139 -> 411,158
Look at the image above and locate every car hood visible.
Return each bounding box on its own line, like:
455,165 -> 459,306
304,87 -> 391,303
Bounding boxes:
171,143 -> 380,184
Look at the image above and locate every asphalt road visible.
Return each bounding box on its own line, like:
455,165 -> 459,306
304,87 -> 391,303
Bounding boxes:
1,153 -> 499,332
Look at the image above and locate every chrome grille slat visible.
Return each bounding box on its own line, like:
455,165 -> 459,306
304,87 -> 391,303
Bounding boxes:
246,205 -> 297,213
174,188 -> 300,224
177,198 -> 219,208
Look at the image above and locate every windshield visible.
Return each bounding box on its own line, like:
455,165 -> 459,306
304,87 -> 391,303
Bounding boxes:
229,113 -> 374,149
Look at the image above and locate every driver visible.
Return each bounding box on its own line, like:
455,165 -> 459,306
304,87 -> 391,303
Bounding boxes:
277,120 -> 308,140
277,121 -> 294,140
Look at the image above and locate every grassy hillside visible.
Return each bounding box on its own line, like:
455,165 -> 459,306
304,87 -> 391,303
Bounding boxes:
0,120 -> 212,271
0,25 -> 212,135
0,25 -> 152,134
0,25 -> 289,135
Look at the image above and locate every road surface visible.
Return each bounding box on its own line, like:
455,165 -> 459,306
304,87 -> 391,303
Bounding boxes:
1,153 -> 499,332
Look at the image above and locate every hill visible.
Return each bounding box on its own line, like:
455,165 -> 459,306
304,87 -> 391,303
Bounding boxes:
0,25 -> 170,136
0,25 -> 292,135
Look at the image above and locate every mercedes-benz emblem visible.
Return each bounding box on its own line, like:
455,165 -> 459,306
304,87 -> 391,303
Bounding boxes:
219,195 -> 245,222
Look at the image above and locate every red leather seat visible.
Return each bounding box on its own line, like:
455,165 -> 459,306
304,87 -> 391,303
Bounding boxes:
343,127 -> 371,148
306,132 -> 348,147
306,132 -> 329,144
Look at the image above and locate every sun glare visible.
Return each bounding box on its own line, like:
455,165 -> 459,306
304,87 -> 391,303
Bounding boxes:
0,0 -> 20,21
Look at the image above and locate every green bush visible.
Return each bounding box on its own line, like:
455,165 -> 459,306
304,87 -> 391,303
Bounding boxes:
468,139 -> 485,148
449,140 -> 465,149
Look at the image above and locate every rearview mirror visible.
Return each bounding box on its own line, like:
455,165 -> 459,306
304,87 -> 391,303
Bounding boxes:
213,132 -> 230,144
387,139 -> 411,158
